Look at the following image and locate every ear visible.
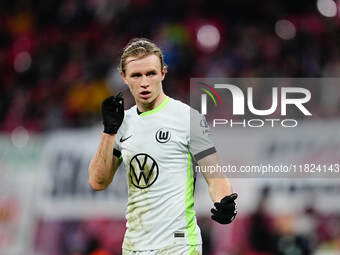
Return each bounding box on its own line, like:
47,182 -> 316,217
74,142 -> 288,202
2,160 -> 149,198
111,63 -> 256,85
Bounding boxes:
161,66 -> 167,81
120,71 -> 128,85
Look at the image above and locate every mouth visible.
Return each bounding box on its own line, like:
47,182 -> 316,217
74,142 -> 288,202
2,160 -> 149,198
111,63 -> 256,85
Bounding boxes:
140,91 -> 151,99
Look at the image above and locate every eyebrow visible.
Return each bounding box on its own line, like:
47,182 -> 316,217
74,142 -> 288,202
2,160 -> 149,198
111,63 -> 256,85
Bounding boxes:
129,69 -> 157,76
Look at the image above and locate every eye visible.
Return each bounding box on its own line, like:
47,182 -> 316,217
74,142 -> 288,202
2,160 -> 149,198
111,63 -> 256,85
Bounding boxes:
131,73 -> 141,78
147,71 -> 156,76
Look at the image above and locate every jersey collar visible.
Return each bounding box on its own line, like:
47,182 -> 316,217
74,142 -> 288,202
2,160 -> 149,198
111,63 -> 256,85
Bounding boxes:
139,96 -> 170,117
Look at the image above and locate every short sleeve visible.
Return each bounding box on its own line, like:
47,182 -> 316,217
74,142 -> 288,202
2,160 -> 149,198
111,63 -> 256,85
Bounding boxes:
189,109 -> 216,161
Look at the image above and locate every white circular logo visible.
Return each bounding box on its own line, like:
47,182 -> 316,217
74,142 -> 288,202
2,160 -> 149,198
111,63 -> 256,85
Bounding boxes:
155,128 -> 171,143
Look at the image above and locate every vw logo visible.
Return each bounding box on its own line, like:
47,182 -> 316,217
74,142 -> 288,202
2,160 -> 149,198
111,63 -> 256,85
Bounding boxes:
129,153 -> 159,189
155,128 -> 171,143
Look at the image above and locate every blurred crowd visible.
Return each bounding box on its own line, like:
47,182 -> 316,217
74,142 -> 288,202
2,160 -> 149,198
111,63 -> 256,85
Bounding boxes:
1,0 -> 340,132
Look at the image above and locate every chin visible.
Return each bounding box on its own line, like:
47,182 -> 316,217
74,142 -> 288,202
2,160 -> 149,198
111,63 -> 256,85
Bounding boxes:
141,95 -> 154,103
137,98 -> 151,106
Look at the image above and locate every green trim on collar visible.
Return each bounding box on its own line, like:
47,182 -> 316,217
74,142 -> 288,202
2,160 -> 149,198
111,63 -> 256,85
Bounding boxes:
140,96 -> 170,117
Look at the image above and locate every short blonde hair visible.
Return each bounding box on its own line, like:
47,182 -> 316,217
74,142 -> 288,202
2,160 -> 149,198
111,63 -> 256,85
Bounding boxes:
118,38 -> 167,74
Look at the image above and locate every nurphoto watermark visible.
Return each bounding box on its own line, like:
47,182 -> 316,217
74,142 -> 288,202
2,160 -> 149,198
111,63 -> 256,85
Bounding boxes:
190,78 -> 340,178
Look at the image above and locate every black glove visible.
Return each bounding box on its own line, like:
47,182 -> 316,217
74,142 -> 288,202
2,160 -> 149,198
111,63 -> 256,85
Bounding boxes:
101,93 -> 124,134
211,193 -> 238,224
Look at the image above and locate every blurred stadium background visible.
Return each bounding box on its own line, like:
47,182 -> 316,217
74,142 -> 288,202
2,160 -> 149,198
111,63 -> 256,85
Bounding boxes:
1,0 -> 340,254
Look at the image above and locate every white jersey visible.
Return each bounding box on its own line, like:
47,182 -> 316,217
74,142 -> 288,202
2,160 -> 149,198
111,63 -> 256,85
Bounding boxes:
113,96 -> 215,251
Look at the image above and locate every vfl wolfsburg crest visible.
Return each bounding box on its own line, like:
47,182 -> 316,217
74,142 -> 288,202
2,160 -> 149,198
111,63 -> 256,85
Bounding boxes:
155,128 -> 171,143
129,153 -> 159,189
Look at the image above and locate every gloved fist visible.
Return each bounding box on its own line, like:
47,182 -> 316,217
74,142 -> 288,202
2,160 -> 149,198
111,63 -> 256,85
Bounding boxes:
211,193 -> 238,224
101,93 -> 124,134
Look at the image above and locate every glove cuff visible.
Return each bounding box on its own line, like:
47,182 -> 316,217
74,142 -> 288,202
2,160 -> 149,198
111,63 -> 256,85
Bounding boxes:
103,126 -> 118,134
220,193 -> 238,204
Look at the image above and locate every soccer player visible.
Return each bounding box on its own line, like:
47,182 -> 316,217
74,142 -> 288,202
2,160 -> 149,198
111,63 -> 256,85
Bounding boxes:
88,38 -> 237,255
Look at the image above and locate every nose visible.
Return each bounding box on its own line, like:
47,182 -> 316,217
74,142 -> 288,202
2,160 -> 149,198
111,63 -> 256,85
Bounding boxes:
141,74 -> 149,88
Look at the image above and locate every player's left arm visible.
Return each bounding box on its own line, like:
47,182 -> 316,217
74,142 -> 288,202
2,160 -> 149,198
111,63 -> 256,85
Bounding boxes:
198,152 -> 232,202
198,152 -> 238,224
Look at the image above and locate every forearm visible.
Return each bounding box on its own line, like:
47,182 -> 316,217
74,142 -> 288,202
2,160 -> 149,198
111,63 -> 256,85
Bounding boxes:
88,133 -> 117,190
199,152 -> 233,202
207,178 -> 232,203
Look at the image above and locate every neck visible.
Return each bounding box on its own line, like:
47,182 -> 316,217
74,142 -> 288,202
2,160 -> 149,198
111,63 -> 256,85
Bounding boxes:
137,92 -> 166,112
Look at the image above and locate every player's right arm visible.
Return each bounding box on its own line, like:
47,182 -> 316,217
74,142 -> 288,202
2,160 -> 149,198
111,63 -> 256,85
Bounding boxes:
88,94 -> 124,191
88,133 -> 120,190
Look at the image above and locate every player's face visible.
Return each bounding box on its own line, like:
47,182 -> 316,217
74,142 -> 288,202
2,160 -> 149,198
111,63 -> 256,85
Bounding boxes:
121,54 -> 166,109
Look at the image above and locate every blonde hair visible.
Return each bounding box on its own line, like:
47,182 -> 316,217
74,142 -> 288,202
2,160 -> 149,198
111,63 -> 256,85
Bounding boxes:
118,38 -> 166,74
